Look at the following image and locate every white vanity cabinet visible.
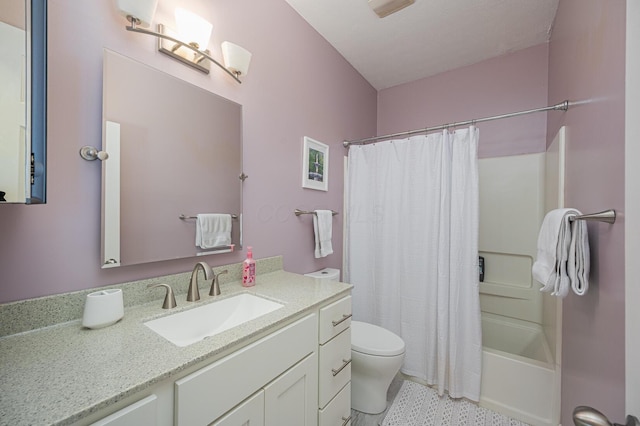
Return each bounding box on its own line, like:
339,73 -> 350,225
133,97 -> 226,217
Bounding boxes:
84,293 -> 353,426
207,353 -> 319,426
175,314 -> 318,426
317,296 -> 352,426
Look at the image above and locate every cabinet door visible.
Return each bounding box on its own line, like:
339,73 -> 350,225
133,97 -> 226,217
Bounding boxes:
212,390 -> 264,426
264,353 -> 318,426
175,314 -> 317,425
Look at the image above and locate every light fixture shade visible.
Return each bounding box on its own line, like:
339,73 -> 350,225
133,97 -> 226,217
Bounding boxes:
117,0 -> 158,27
221,42 -> 252,77
368,0 -> 414,18
174,8 -> 213,50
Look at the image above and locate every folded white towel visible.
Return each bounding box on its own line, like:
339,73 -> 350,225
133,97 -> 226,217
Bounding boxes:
196,214 -> 232,249
532,209 -> 575,297
568,218 -> 590,295
313,210 -> 334,258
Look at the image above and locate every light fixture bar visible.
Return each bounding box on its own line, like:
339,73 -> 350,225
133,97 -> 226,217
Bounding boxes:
157,24 -> 211,74
124,17 -> 242,84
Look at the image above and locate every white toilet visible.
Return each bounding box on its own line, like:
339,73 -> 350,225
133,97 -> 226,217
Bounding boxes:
305,268 -> 406,415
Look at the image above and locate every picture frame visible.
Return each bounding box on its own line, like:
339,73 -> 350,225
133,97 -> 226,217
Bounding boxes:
302,136 -> 329,191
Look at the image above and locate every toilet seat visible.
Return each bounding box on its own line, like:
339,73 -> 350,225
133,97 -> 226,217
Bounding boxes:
351,321 -> 405,356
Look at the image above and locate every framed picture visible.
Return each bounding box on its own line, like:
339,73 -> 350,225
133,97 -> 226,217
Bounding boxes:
302,136 -> 329,191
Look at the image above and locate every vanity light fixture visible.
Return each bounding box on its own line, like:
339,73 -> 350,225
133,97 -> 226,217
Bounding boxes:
116,0 -> 251,83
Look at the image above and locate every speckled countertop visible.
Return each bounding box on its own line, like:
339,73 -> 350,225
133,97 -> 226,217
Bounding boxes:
0,269 -> 351,426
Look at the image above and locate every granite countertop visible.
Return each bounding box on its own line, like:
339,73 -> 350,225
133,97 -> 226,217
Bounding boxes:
0,270 -> 352,426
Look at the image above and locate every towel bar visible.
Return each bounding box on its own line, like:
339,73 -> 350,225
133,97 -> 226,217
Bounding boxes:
568,209 -> 616,224
180,214 -> 238,220
294,209 -> 339,216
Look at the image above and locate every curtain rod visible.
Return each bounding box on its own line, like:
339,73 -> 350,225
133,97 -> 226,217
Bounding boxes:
343,100 -> 570,147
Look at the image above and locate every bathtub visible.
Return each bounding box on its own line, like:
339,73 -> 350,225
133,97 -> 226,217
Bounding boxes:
479,313 -> 559,426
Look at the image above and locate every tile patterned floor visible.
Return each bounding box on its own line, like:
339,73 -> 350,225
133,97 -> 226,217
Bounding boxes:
351,375 -> 529,426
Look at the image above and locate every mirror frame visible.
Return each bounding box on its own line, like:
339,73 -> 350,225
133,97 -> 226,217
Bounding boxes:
27,0 -> 47,203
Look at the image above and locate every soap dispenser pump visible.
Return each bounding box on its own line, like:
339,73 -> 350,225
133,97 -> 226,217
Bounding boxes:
242,247 -> 256,287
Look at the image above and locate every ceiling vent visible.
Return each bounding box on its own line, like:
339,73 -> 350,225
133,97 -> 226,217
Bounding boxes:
368,0 -> 415,18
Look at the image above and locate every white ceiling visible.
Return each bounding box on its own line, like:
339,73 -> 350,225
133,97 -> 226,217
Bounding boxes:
284,0 -> 560,90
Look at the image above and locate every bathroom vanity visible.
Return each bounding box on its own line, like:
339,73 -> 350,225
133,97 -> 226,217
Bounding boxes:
0,267 -> 352,426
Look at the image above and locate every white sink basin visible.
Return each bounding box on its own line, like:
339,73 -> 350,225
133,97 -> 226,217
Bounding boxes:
144,293 -> 284,347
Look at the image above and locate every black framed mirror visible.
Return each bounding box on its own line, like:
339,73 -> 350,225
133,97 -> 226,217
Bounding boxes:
0,0 -> 47,204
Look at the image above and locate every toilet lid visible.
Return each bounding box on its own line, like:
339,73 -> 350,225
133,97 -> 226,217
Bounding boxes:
351,321 -> 405,356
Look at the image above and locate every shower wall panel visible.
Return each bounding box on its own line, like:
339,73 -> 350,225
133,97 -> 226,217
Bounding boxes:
478,153 -> 545,324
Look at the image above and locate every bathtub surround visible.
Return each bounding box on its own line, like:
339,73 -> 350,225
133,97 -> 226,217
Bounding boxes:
346,128 -> 481,401
475,152 -> 559,425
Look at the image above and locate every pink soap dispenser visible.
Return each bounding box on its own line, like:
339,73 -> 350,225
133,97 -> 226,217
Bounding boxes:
242,247 -> 256,287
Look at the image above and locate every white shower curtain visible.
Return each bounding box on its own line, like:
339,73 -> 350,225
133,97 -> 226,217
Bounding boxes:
345,127 -> 482,401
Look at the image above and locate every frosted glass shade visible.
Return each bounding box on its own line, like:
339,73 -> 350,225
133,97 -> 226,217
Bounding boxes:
221,42 -> 252,77
117,0 -> 158,27
175,8 -> 212,50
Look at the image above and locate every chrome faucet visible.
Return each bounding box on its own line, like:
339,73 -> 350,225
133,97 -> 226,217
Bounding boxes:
209,269 -> 228,296
187,262 -> 213,302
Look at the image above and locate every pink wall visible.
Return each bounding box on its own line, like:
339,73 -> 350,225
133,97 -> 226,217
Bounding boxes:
547,1 -> 626,423
377,44 -> 550,159
0,0 -> 377,303
0,2 -> 25,29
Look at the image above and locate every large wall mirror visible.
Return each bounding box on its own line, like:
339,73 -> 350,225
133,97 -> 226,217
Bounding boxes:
0,0 -> 47,204
101,50 -> 243,268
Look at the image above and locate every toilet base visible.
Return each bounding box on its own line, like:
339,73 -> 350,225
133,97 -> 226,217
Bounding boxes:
350,350 -> 404,414
351,377 -> 388,414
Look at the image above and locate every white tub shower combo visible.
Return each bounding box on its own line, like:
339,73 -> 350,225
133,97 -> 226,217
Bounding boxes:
343,128 -> 567,425
477,128 -> 566,426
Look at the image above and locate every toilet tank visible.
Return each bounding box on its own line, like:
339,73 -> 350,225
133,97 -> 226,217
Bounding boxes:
304,268 -> 340,281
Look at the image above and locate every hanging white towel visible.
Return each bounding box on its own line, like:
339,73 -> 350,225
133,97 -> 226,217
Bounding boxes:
196,214 -> 232,249
532,208 -> 589,297
568,218 -> 590,295
313,210 -> 333,258
533,209 -> 569,294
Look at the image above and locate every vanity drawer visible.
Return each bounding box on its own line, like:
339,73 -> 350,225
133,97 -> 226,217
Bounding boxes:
319,296 -> 352,344
319,382 -> 351,426
318,327 -> 351,408
90,395 -> 157,426
175,314 -> 317,426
